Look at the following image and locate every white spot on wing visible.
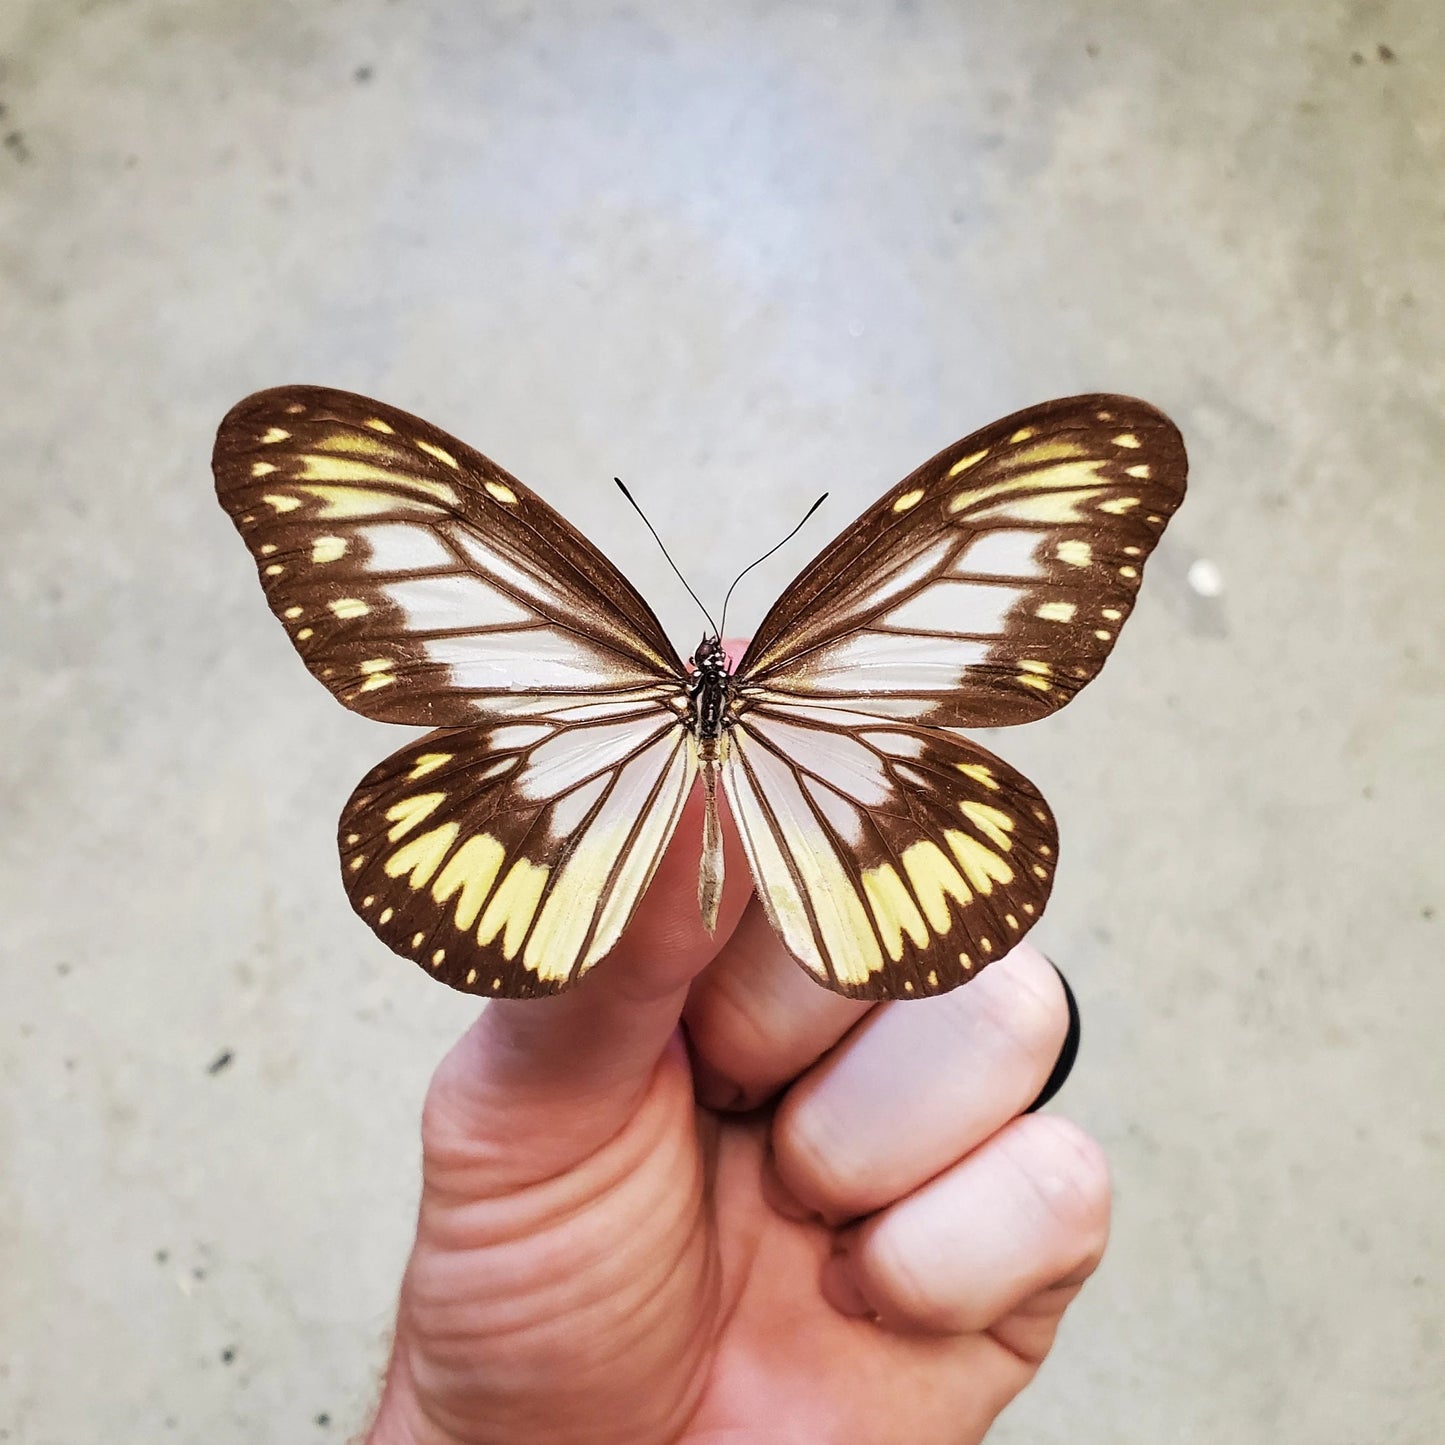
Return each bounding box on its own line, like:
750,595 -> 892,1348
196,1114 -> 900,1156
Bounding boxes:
952,530 -> 1045,579
883,581 -> 1016,637
547,771 -> 611,837
784,632 -> 990,697
449,529 -> 573,612
385,574 -> 533,631
745,716 -> 891,806
490,723 -> 553,750
425,630 -> 655,692
358,523 -> 456,574
801,776 -> 866,846
516,716 -> 674,802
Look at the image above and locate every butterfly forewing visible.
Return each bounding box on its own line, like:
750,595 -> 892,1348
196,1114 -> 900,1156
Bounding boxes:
721,704 -> 1056,998
340,697 -> 697,996
213,386 -> 685,727
737,394 -> 1186,727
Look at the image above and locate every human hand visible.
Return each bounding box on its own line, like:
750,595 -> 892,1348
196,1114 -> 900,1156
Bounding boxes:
366,738 -> 1107,1443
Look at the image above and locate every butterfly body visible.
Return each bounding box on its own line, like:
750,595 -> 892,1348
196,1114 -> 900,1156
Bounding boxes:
685,634 -> 734,931
214,387 -> 1186,1001
686,635 -> 733,748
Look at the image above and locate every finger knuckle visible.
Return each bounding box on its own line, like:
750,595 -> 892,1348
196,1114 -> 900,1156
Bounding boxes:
775,1097 -> 874,1215
856,1226 -> 965,1332
1020,1115 -> 1112,1251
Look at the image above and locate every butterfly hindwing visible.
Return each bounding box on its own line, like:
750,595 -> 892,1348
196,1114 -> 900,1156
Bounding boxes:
339,695 -> 697,996
737,394 -> 1187,727
213,386 -> 685,727
721,701 -> 1056,999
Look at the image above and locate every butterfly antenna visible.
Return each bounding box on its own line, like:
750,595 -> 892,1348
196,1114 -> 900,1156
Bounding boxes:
615,478 -> 721,637
717,492 -> 828,640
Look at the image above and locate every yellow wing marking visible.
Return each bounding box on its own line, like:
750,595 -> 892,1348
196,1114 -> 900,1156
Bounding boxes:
485,481 -> 519,505
862,864 -> 931,961
957,762 -> 1000,790
900,840 -> 972,933
416,439 -> 459,469
892,487 -> 925,512
385,792 -> 445,841
947,831 -> 1015,894
959,800 -> 1015,849
947,449 -> 988,477
477,858 -> 550,959
296,484 -> 441,519
408,752 -> 454,780
297,454 -> 460,506
329,598 -> 369,619
431,834 -> 506,930
1056,539 -> 1091,567
948,458 -> 1103,513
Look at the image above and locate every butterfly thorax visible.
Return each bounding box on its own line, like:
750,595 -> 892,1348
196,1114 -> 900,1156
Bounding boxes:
687,634 -> 733,752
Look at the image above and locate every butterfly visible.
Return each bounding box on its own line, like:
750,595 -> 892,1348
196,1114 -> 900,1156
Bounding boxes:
213,387 -> 1186,1000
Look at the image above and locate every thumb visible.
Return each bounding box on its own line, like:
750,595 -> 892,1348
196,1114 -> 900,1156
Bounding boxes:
421,742 -> 753,1192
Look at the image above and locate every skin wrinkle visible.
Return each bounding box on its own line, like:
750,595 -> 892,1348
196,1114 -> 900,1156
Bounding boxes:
418,1055 -> 692,1246
407,1209 -> 715,1441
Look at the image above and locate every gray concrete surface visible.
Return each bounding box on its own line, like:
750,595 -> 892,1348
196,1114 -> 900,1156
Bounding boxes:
3,1 -> 1442,1441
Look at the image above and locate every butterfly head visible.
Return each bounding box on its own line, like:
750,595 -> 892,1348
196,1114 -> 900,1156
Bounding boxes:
691,634 -> 731,678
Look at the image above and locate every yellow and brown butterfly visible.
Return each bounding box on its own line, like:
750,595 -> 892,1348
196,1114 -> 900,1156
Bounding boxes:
213,387 -> 1186,999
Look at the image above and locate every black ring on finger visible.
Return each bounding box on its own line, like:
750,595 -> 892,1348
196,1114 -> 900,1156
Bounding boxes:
1024,960 -> 1080,1114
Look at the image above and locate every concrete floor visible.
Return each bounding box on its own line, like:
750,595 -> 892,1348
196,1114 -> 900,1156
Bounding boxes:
2,1 -> 1441,1440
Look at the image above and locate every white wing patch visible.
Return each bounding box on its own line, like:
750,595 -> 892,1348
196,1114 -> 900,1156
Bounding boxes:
724,729 -> 883,987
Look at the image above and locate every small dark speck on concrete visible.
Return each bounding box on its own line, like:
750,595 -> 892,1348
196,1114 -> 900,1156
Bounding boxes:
57,962 -> 71,976
1424,906 -> 1436,921
221,1346 -> 236,1365
155,1248 -> 169,1263
1085,41 -> 1099,58
1361,785 -> 1374,800
65,1057 -> 76,1071
354,65 -> 373,83
207,1049 -> 234,1075
165,1418 -> 177,1430
316,1413 -> 332,1427
192,1266 -> 207,1280
1377,43 -> 1396,62
1350,51 -> 1364,65
3,130 -> 28,161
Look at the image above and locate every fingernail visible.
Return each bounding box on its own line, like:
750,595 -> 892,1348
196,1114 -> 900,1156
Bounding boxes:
692,1057 -> 744,1112
820,1253 -> 873,1318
